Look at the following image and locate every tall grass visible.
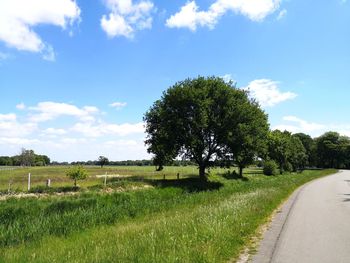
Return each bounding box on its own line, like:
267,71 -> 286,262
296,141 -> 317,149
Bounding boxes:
0,169 -> 336,262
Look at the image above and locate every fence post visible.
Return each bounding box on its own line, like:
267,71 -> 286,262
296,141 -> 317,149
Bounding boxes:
104,172 -> 107,187
28,173 -> 31,191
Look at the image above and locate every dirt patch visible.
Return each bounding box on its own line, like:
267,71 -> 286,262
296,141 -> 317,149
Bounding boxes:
0,184 -> 153,201
95,174 -> 132,178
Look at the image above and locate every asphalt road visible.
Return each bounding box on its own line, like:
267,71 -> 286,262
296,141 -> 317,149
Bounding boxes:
252,170 -> 350,263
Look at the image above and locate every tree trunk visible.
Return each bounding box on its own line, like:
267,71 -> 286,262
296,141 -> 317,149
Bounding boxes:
199,165 -> 206,181
239,166 -> 244,177
74,179 -> 77,187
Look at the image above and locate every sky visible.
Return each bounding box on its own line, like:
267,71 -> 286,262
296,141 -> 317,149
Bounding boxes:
0,0 -> 349,162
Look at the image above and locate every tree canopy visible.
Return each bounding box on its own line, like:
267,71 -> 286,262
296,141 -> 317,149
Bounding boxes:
98,156 -> 109,168
144,76 -> 269,179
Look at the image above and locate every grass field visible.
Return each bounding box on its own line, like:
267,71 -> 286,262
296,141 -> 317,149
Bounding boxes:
0,165 -> 207,193
0,166 -> 336,262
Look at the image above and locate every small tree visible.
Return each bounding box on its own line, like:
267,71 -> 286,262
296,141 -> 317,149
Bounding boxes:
66,165 -> 88,187
263,160 -> 278,176
19,148 -> 36,167
98,156 -> 109,168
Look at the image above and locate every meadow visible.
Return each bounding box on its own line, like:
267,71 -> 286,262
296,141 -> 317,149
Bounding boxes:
0,166 -> 336,262
0,165 -> 202,193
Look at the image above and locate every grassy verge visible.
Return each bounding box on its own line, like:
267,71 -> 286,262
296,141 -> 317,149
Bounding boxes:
0,169 -> 336,262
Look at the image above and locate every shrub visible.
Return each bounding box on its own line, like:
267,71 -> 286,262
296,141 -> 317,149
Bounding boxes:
283,162 -> 293,173
263,160 -> 278,176
66,165 -> 88,187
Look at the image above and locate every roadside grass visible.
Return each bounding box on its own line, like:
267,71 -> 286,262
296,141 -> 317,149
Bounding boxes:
0,168 -> 336,262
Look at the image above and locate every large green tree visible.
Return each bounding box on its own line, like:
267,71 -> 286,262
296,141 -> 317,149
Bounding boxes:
293,133 -> 315,167
226,99 -> 269,177
267,130 -> 307,174
315,132 -> 350,168
144,76 -> 268,180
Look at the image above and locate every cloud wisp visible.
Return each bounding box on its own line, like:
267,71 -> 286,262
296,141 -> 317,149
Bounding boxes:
244,79 -> 297,107
166,0 -> 281,31
101,0 -> 155,38
109,102 -> 127,110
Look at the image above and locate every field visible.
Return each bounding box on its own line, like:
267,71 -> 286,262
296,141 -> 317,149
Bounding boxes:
0,165 -> 203,193
0,166 -> 336,262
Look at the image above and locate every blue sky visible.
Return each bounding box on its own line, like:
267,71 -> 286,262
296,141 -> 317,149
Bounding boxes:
0,0 -> 349,161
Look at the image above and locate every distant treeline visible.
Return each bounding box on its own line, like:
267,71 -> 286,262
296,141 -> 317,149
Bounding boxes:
54,159 -> 196,167
1,131 -> 350,171
0,149 -> 50,166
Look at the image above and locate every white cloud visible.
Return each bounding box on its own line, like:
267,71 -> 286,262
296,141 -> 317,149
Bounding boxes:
16,103 -> 26,110
166,0 -> 281,31
71,122 -> 144,137
221,74 -> 235,83
42,128 -> 67,136
42,45 -> 56,61
109,101 -> 127,109
244,79 -> 297,107
272,116 -> 350,138
0,137 -> 40,146
277,9 -> 287,20
0,113 -> 16,121
28,102 -> 99,122
273,116 -> 326,134
0,114 -> 37,138
101,0 -> 155,38
0,0 -> 80,59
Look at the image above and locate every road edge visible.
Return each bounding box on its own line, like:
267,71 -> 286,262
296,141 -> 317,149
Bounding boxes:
250,170 -> 340,263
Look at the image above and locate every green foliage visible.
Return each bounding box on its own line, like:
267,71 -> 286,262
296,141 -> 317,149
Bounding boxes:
0,149 -> 50,167
315,132 -> 350,168
263,160 -> 278,175
144,76 -> 268,179
227,97 -> 269,176
267,130 -> 307,174
66,166 -> 88,187
97,156 -> 109,168
293,133 -> 315,166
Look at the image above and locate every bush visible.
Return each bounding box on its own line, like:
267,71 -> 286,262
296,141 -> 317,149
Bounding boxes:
66,165 -> 88,187
263,160 -> 278,176
283,162 -> 293,173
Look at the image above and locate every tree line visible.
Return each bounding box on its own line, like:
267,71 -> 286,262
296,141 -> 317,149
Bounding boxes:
144,76 -> 350,179
0,148 -> 50,166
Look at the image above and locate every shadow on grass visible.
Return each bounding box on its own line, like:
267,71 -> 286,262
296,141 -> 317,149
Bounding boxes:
244,170 -> 264,175
29,185 -> 80,194
219,171 -> 249,181
107,176 -> 223,192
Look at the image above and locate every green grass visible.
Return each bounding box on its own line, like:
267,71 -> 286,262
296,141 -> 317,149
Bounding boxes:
0,165 -> 207,192
0,168 -> 336,262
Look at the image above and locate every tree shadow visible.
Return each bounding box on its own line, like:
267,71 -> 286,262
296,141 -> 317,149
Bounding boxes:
219,171 -> 249,181
342,193 -> 350,202
108,176 -> 223,192
244,170 -> 263,175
